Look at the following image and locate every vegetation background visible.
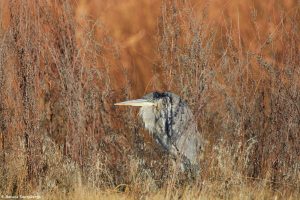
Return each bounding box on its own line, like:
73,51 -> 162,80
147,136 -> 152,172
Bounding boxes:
0,0 -> 299,199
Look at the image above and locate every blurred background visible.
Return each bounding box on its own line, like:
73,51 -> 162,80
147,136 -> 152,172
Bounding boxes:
74,0 -> 298,95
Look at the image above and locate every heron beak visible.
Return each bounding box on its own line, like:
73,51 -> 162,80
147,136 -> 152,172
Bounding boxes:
114,99 -> 154,107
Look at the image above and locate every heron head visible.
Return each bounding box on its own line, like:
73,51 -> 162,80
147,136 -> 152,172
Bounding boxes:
115,92 -> 172,134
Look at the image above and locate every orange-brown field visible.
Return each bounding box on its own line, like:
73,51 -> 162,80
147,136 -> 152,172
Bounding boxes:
0,0 -> 299,199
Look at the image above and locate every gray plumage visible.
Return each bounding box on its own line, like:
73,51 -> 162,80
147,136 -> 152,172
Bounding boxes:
115,92 -> 203,176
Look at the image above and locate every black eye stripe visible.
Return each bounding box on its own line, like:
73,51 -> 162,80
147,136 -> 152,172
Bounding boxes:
152,92 -> 169,100
142,92 -> 177,103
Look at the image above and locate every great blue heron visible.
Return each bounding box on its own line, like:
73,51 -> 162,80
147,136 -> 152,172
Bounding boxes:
115,92 -> 203,176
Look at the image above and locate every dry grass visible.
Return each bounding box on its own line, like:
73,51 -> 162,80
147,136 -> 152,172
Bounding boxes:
0,0 -> 299,199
